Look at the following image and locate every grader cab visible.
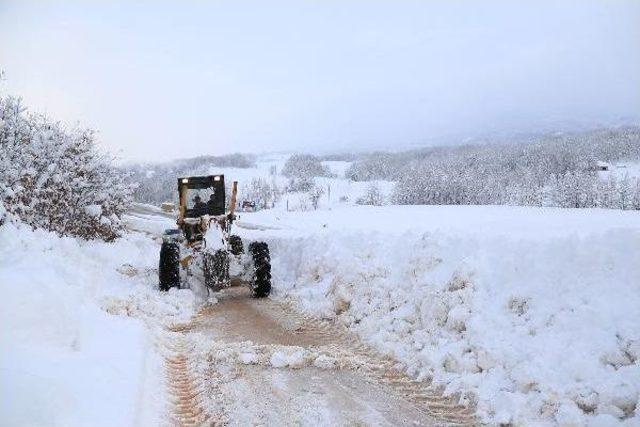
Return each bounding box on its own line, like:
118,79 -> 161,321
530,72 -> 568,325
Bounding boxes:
158,174 -> 271,297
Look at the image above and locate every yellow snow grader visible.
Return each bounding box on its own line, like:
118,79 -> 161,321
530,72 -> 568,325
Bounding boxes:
158,174 -> 271,297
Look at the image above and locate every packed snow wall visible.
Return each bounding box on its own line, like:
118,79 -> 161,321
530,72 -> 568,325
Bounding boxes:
250,216 -> 640,425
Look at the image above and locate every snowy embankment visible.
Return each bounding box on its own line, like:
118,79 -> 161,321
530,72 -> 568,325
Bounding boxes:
0,218 -> 195,426
239,205 -> 640,425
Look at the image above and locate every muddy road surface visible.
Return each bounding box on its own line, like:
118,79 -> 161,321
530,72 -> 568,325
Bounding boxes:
163,287 -> 476,427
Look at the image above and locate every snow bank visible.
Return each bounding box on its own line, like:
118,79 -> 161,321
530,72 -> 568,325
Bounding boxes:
238,205 -> 640,425
0,221 -> 196,426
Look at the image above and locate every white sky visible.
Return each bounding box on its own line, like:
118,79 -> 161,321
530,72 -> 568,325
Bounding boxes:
1,0 -> 639,161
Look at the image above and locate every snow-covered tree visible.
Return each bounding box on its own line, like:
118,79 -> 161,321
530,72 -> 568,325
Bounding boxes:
281,154 -> 333,179
549,172 -> 597,208
308,184 -> 325,210
596,175 -> 619,209
356,183 -> 385,206
631,178 -> 640,210
287,176 -> 315,193
381,127 -> 640,210
0,95 -> 134,240
617,175 -> 632,210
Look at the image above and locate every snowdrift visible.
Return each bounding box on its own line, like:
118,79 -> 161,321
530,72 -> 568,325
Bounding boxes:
240,205 -> 640,425
0,221 -> 196,426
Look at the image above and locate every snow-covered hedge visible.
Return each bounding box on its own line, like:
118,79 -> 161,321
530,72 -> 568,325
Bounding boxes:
0,95 -> 133,240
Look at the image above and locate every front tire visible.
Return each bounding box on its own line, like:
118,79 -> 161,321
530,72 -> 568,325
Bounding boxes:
228,235 -> 244,256
249,242 -> 271,297
159,242 -> 180,291
203,249 -> 230,291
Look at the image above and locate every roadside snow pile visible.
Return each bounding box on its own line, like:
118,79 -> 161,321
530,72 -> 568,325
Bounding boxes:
0,220 -> 197,427
240,205 -> 640,425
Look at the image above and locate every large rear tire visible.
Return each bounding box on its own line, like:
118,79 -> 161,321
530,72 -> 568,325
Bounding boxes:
249,241 -> 271,297
159,242 -> 180,291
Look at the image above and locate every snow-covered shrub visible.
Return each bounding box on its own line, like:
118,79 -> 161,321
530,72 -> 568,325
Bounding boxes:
281,154 -> 333,179
287,176 -> 315,193
356,183 -> 385,206
632,179 -> 640,210
308,185 -> 325,210
0,95 -> 133,240
0,199 -> 6,226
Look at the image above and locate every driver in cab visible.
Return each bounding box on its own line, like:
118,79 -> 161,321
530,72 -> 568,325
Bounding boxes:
192,195 -> 206,210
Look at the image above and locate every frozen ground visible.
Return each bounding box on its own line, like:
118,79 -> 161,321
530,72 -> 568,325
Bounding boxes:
235,204 -> 640,425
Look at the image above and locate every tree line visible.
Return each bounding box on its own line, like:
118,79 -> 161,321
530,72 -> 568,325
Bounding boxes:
345,127 -> 640,209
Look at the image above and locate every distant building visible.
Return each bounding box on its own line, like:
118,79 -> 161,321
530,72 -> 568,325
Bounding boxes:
594,161 -> 609,171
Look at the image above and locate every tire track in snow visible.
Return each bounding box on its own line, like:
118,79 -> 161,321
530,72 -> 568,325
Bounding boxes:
162,333 -> 222,426
258,298 -> 477,425
168,288 -> 477,426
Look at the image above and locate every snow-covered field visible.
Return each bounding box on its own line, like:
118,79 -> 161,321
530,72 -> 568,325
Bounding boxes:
236,204 -> 640,425
601,162 -> 640,180
200,155 -> 394,211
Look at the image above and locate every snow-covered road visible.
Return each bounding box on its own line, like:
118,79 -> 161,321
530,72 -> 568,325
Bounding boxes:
164,287 -> 475,426
123,203 -> 475,425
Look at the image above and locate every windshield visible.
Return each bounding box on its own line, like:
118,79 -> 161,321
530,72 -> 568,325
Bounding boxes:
186,187 -> 217,209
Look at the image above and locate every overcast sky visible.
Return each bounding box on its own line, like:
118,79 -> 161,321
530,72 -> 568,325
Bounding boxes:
1,1 -> 639,162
